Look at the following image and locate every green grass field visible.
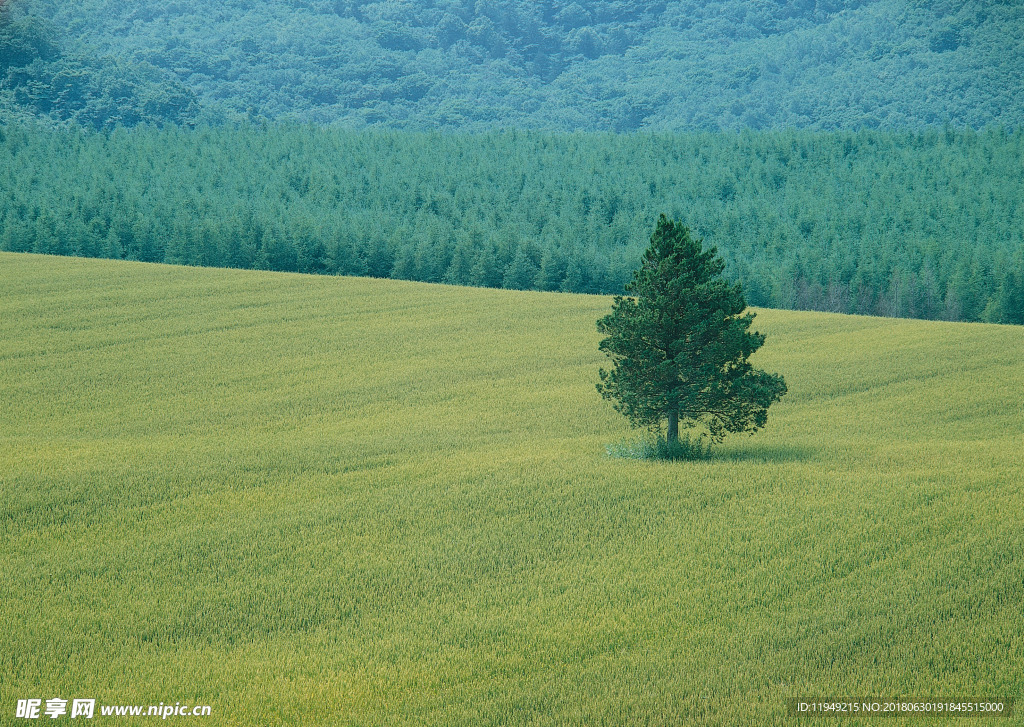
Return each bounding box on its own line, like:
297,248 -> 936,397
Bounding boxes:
2,252 -> 1022,726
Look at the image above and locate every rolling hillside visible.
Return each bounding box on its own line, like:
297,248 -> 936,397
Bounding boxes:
3,0 -> 1022,130
1,252 -> 1022,725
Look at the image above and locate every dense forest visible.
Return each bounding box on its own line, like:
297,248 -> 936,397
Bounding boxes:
2,124 -> 1022,324
2,1 -> 1021,324
2,0 -> 1022,131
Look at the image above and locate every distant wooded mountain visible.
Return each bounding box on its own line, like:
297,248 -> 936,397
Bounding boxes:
2,0 -> 1022,130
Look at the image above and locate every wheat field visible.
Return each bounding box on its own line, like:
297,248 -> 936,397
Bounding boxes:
1,252 -> 1021,725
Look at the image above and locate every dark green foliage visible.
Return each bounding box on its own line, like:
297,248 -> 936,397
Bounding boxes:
1,123 -> 1023,324
2,0 -> 1022,130
502,245 -> 540,291
606,433 -> 712,461
0,9 -> 197,129
597,216 -> 787,445
650,434 -> 713,462
982,257 -> 1024,326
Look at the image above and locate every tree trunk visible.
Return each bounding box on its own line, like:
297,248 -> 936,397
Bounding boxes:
666,410 -> 679,444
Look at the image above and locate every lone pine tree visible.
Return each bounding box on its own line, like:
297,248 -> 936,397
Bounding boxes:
597,215 -> 787,447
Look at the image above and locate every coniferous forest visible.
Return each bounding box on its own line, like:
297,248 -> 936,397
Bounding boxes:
1,0 -> 1022,323
2,124 -> 1022,323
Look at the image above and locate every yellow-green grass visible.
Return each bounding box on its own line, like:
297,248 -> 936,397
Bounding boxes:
1,252 -> 1022,726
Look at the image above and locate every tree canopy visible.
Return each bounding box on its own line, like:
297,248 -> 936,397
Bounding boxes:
597,215 -> 787,445
1,123 -> 1022,324
2,0 -> 1022,130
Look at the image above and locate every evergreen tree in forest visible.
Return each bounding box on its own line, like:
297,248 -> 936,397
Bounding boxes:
502,246 -> 540,290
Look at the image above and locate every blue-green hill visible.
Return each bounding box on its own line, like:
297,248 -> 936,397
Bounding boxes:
2,0 -> 1022,130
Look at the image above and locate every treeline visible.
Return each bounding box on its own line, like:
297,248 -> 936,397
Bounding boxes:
1,123 -> 1022,324
5,0 -> 1022,131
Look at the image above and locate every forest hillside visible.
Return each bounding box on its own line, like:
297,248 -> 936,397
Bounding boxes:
2,1 -> 1021,324
2,125 -> 1022,324
2,0 -> 1021,130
